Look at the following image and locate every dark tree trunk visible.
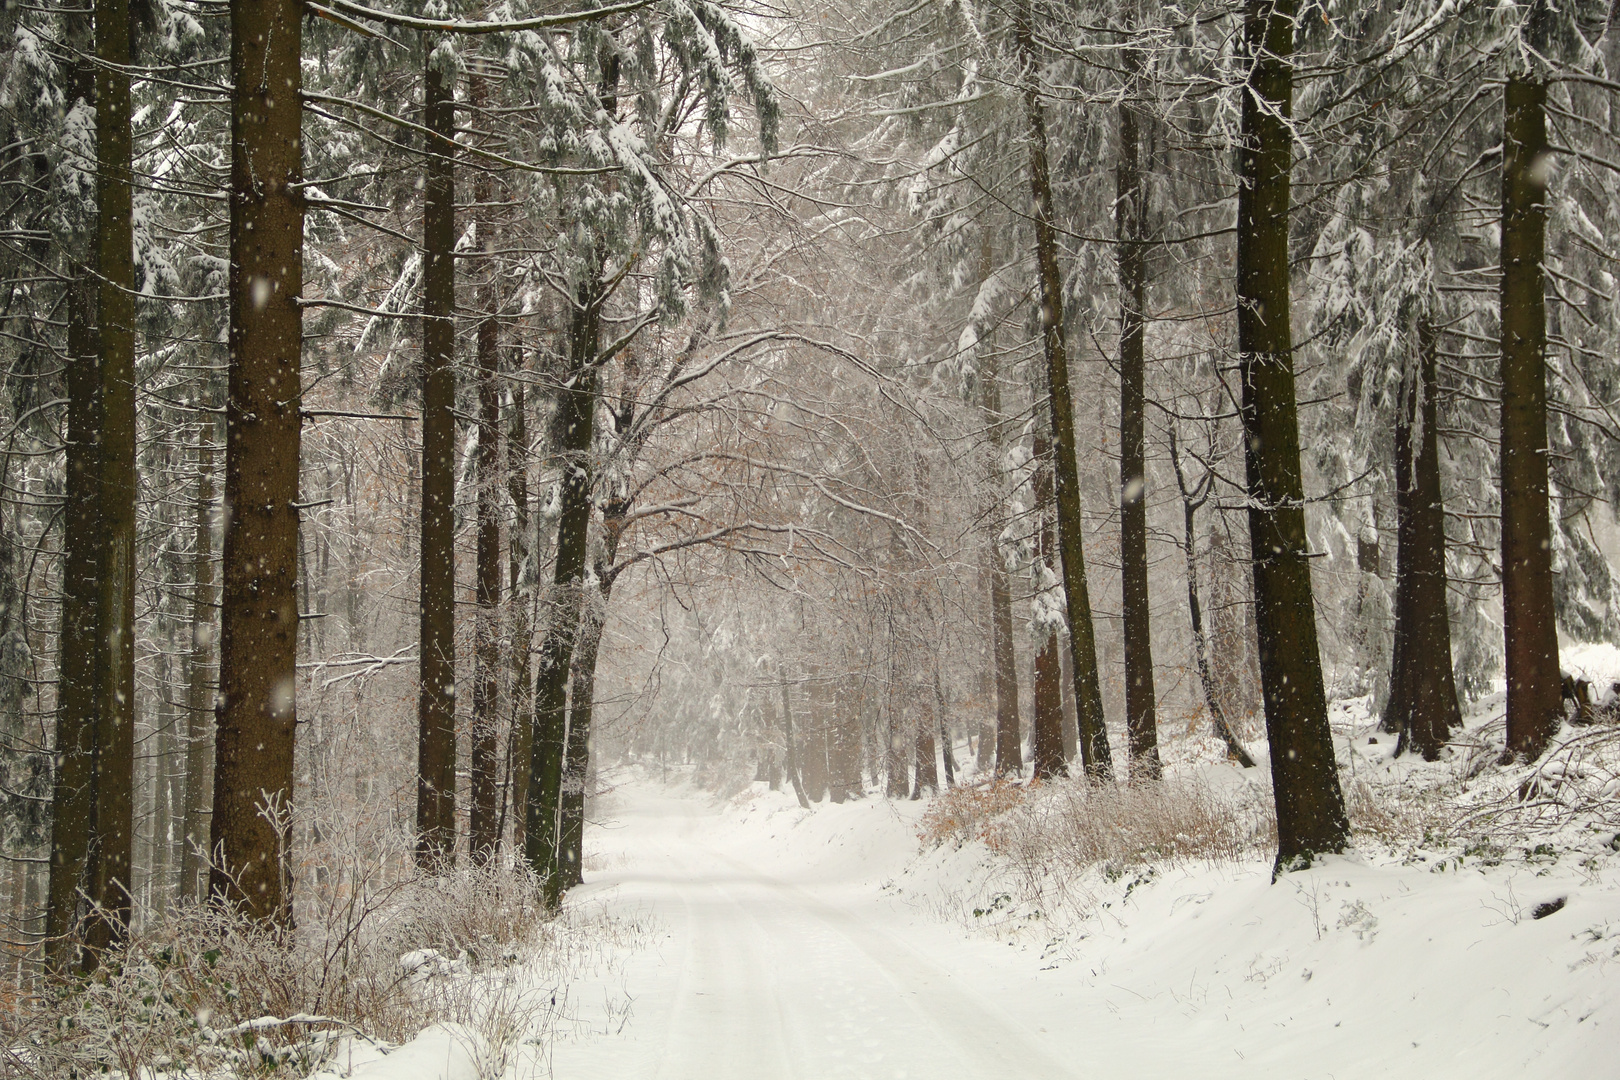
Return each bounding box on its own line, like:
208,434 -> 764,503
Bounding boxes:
1016,6 -> 1111,780
1031,429 -> 1065,780
1117,54 -> 1160,782
934,670 -> 956,788
560,615 -> 599,887
415,49 -> 457,869
1390,320 -> 1464,760
504,374 -> 533,855
82,0 -> 137,961
1170,427 -> 1257,769
468,109 -> 502,863
559,502 -> 623,888
46,45 -> 101,973
1382,355 -> 1416,736
524,293 -> 599,908
212,0 -> 304,924
180,420 -> 219,902
1499,14 -> 1561,762
1236,0 -> 1349,870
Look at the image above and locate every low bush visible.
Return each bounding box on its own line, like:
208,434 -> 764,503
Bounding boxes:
1,862 -> 575,1079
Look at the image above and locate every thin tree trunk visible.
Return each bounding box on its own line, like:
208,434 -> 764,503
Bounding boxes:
46,43 -> 101,972
180,421 -> 218,903
415,47 -> 457,869
982,359 -> 1022,777
81,0 -> 138,961
1499,7 -> 1561,762
1117,49 -> 1160,781
1382,351 -> 1416,736
1015,5 -> 1111,780
1059,637 -> 1078,764
1031,428 -> 1065,780
1170,427 -> 1256,768
934,668 -> 956,788
779,674 -> 810,809
1236,0 -> 1349,869
212,0 -> 304,924
503,374 -> 532,855
468,102 -> 502,863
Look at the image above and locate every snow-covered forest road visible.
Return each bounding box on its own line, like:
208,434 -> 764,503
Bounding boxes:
552,784 -> 1083,1079
548,775 -> 1617,1080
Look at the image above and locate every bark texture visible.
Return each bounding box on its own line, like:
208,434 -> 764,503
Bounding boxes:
212,0 -> 305,923
525,295 -> 599,908
82,0 -> 138,959
415,50 -> 457,868
46,45 -> 101,971
1499,25 -> 1561,762
1236,0 -> 1349,869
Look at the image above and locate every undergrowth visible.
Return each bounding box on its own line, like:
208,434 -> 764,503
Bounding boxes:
0,862 -> 628,1080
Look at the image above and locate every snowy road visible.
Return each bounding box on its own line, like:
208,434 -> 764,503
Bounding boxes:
548,776 -> 1619,1080
551,785 -> 1083,1080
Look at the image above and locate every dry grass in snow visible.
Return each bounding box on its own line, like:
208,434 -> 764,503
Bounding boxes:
1,863 -> 646,1080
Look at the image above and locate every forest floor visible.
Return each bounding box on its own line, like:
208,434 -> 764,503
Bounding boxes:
538,741 -> 1620,1079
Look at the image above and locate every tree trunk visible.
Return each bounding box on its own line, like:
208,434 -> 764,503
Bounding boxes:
910,692 -> 937,799
1058,640 -> 1079,764
1391,319 -> 1464,760
981,361 -> 1022,777
80,0 -> 138,961
779,675 -> 810,809
560,616 -> 599,887
1117,54 -> 1160,782
415,48 -> 457,869
1236,0 -> 1349,870
504,374 -> 533,855
1381,347 -> 1416,736
212,0 -> 304,924
46,45 -> 102,972
1170,427 -> 1257,769
1031,429 -> 1065,780
934,669 -> 956,788
180,421 -> 218,903
1499,16 -> 1561,762
559,501 -> 624,888
524,293 -> 599,908
1015,6 -> 1111,780
468,107 -> 502,863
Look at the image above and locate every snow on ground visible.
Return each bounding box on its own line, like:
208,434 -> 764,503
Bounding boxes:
543,757 -> 1620,1080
